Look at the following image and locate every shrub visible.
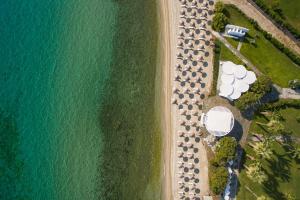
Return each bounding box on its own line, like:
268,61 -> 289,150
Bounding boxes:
214,1 -> 225,13
235,75 -> 272,111
210,40 -> 221,96
296,116 -> 300,123
250,75 -> 272,94
214,137 -> 237,165
288,79 -> 300,90
212,13 -> 228,32
209,166 -> 228,194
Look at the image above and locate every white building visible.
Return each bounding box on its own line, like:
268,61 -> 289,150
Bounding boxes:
200,106 -> 234,137
225,24 -> 249,39
218,61 -> 257,101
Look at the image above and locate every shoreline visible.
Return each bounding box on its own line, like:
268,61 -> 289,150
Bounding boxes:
159,0 -> 173,199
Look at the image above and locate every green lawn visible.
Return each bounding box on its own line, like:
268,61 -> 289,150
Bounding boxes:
219,42 -> 243,65
237,107 -> 300,199
224,5 -> 300,87
263,0 -> 300,33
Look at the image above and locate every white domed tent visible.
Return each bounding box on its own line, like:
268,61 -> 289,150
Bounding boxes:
221,74 -> 235,84
243,71 -> 257,84
233,65 -> 247,79
219,84 -> 234,96
222,61 -> 235,75
202,106 -> 234,137
218,61 -> 257,100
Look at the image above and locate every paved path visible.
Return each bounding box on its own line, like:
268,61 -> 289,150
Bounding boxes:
221,0 -> 300,56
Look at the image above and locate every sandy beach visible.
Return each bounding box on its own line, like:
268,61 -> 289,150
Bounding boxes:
160,0 -> 215,199
159,0 -> 173,199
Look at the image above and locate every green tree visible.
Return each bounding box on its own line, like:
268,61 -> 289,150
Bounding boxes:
257,195 -> 271,200
214,137 -> 237,164
214,1 -> 225,13
235,92 -> 261,110
250,75 -> 272,95
256,118 -> 285,135
212,13 -> 228,32
209,166 -> 228,194
246,162 -> 267,184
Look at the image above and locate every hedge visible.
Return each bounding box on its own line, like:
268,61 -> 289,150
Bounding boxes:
210,39 -> 221,96
251,0 -> 300,40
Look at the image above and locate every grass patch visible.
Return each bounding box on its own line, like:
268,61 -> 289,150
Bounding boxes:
219,42 -> 243,64
237,107 -> 300,199
224,5 -> 300,87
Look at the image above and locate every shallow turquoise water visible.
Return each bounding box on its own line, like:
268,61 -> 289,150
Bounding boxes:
0,0 -> 117,199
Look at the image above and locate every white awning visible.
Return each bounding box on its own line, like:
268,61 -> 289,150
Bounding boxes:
222,61 -> 234,75
220,84 -> 234,96
244,71 -> 257,84
233,79 -> 249,93
221,74 -> 235,84
229,90 -> 241,100
233,65 -> 247,79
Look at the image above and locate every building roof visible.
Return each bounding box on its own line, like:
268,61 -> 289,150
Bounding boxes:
218,61 -> 257,100
204,106 -> 234,137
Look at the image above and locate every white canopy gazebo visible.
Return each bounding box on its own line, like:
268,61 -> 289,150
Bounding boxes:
219,84 -> 234,97
221,74 -> 235,84
202,106 -> 234,137
222,61 -> 235,75
218,61 -> 257,100
243,71 -> 257,84
233,65 -> 247,79
233,79 -> 249,93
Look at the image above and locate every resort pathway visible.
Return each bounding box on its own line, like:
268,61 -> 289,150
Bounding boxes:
221,0 -> 300,56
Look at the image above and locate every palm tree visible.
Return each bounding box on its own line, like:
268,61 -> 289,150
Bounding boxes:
245,162 -> 267,184
284,192 -> 296,200
256,119 -> 284,134
287,146 -> 300,160
257,195 -> 271,200
253,141 -> 272,160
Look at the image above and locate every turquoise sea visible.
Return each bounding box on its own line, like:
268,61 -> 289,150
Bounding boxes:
0,0 -> 161,200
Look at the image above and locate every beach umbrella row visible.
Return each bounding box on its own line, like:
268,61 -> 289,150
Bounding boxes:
175,0 -> 214,199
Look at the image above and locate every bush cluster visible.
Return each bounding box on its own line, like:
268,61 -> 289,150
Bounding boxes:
212,2 -> 228,32
235,75 -> 272,111
209,137 -> 237,195
251,0 -> 300,40
226,5 -> 300,66
209,166 -> 228,195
